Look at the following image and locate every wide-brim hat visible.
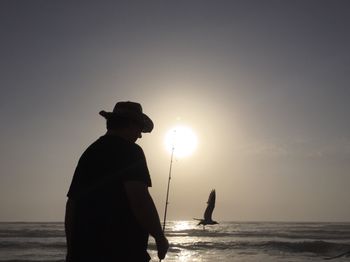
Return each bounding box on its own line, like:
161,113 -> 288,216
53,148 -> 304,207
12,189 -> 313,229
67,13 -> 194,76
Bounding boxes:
99,101 -> 154,133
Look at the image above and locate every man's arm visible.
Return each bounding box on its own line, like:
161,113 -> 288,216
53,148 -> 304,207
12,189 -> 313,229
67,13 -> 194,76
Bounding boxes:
124,181 -> 169,260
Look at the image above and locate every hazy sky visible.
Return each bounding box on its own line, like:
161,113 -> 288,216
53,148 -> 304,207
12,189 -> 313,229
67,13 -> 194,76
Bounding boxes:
1,0 -> 349,222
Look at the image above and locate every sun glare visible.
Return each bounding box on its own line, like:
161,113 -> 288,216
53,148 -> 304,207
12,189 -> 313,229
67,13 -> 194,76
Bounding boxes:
164,125 -> 198,158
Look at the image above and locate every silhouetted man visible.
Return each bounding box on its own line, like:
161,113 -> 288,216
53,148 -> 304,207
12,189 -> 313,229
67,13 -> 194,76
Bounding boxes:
65,101 -> 168,262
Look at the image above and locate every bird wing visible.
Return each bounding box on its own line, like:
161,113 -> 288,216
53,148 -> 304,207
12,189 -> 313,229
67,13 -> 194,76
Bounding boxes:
203,189 -> 216,221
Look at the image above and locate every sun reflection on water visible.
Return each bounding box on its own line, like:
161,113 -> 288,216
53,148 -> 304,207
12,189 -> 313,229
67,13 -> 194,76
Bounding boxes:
173,221 -> 192,231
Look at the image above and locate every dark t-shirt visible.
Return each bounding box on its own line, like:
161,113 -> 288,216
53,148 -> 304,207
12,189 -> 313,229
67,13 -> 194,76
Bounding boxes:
67,135 -> 152,261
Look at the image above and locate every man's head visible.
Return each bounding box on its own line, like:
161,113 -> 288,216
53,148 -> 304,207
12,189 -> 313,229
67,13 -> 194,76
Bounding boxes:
99,101 -> 154,142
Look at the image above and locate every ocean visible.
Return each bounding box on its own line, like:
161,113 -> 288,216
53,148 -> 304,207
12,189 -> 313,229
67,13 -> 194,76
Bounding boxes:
0,221 -> 350,261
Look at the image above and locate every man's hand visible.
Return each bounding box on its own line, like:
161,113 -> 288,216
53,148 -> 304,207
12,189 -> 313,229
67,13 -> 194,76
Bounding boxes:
155,235 -> 169,260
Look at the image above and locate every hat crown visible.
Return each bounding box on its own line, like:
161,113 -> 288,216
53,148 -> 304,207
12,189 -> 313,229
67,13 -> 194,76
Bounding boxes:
113,101 -> 143,114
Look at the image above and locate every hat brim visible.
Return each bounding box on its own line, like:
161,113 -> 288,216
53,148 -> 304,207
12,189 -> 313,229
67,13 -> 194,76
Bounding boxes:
99,110 -> 153,133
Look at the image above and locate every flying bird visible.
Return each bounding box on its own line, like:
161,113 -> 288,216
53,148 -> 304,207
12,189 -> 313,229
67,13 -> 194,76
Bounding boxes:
194,189 -> 218,229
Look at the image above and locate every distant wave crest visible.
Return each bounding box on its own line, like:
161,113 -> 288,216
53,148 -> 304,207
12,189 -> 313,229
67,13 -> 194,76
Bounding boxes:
0,241 -> 65,249
150,239 -> 350,256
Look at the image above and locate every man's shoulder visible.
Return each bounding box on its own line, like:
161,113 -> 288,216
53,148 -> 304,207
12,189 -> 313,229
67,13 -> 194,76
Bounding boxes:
98,136 -> 145,157
81,136 -> 146,163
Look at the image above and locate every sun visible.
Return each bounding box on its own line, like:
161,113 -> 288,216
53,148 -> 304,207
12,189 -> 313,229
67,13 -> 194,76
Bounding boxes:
164,125 -> 198,158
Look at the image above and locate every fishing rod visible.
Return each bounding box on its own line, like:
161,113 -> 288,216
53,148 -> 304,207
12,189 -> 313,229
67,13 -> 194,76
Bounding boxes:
160,130 -> 176,261
162,143 -> 175,232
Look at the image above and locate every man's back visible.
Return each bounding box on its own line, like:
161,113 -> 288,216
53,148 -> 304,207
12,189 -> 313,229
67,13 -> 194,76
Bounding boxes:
67,135 -> 152,261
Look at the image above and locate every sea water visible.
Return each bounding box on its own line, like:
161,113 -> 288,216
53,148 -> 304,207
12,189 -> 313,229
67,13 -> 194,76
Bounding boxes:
0,221 -> 350,261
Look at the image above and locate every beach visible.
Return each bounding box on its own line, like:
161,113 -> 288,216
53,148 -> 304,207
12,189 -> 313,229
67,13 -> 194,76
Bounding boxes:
1,221 -> 350,261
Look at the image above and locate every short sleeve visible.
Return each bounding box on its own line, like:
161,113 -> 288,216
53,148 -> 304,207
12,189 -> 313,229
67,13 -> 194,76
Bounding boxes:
120,144 -> 152,187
